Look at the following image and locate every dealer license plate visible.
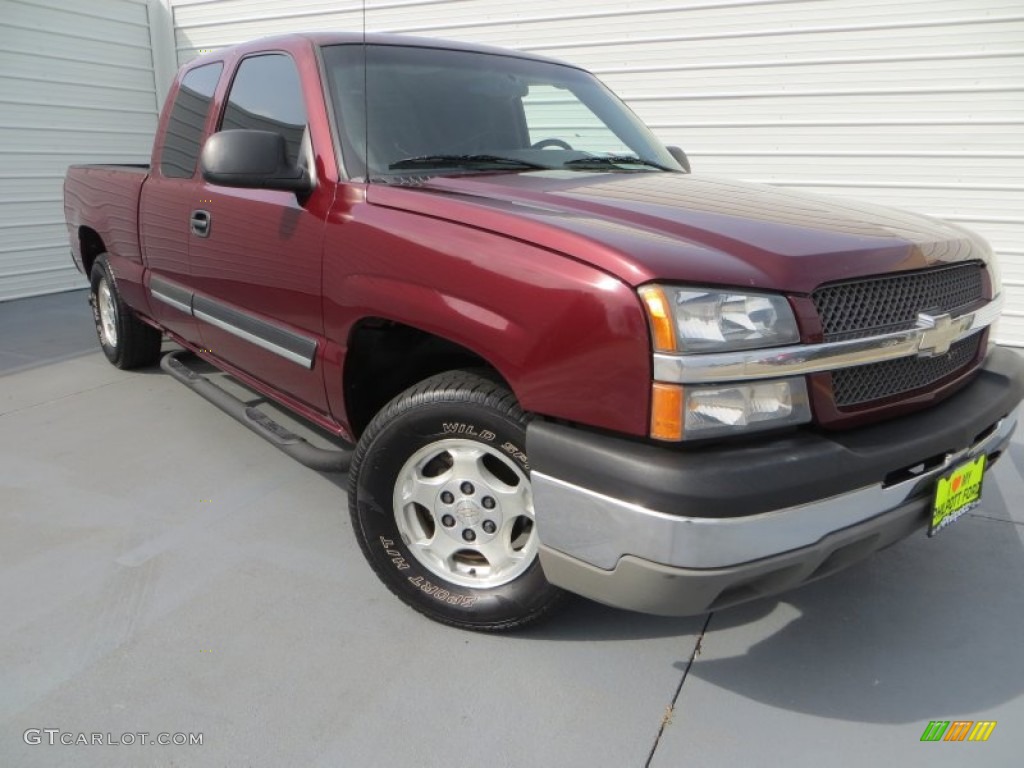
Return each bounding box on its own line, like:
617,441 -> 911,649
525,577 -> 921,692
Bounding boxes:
929,454 -> 987,537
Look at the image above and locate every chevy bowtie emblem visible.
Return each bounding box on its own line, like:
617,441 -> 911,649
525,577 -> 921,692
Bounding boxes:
916,312 -> 962,357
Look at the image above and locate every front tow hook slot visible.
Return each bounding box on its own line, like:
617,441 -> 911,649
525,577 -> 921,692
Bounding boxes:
882,452 -> 948,489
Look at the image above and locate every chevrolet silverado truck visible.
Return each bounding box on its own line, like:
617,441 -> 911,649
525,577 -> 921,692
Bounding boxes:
64,32 -> 1024,630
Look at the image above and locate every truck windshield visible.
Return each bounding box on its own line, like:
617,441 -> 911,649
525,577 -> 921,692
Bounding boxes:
321,44 -> 683,180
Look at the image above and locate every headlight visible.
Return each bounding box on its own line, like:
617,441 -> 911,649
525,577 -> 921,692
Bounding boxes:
641,284 -> 810,441
639,285 -> 799,353
650,378 -> 811,441
683,378 -> 811,438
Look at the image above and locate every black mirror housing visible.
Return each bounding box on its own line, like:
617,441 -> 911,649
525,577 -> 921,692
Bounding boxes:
200,130 -> 312,194
666,145 -> 691,173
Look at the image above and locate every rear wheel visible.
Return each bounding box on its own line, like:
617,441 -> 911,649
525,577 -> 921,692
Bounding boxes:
89,254 -> 162,369
348,370 -> 566,631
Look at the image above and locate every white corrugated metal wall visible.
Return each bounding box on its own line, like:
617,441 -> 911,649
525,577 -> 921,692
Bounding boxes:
179,2 -> 1024,345
0,0 -> 172,301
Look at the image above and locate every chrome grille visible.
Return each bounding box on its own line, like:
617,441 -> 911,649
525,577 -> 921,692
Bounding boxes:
832,332 -> 983,407
812,263 -> 984,342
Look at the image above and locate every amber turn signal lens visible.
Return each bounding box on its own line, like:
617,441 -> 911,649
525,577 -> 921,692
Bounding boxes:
639,285 -> 676,352
650,382 -> 684,441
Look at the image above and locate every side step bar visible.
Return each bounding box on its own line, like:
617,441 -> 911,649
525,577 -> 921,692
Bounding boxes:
160,350 -> 353,473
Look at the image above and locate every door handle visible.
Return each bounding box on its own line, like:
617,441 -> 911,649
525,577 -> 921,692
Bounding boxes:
190,209 -> 211,238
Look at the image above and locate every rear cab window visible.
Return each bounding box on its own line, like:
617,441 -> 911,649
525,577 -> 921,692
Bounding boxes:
160,62 -> 224,179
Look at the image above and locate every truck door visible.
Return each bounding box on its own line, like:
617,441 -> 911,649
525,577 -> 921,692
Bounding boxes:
188,52 -> 329,413
140,61 -> 223,344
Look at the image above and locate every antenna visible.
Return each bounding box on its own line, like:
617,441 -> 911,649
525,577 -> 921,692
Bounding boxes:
362,0 -> 369,181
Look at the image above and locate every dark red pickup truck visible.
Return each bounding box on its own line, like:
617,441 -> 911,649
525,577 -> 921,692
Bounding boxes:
64,32 -> 1023,630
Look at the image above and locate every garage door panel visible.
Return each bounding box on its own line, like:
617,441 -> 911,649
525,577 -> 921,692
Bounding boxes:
629,93 -> 1023,127
0,200 -> 68,231
0,268 -> 86,302
597,55 -> 1024,96
0,128 -> 153,157
11,0 -> 149,24
693,158 -> 1024,188
0,243 -> 77,278
2,103 -> 158,135
997,255 -> 1024,283
939,222 -> 1024,255
0,0 -> 158,301
0,51 -> 155,92
518,20 -> 1024,63
3,0 -> 150,42
0,222 -> 70,256
1,79 -> 156,114
174,10 -> 362,55
173,0 -> 346,27
0,176 -> 68,203
556,37 -> 1024,73
993,316 -> 1024,347
1,26 -> 155,71
1001,284 -> 1024,304
655,125 -> 1023,155
364,0 -> 1023,41
0,153 -> 151,178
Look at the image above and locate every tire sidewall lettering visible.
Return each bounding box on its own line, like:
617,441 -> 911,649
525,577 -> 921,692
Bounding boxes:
441,422 -> 497,442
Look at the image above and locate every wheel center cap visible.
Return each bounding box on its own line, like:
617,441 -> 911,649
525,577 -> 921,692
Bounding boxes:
455,500 -> 481,526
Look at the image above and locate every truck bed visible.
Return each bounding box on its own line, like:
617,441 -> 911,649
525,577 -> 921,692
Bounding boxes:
64,164 -> 150,276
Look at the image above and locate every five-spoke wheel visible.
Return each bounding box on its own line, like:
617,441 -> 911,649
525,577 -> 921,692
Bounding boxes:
394,439 -> 537,589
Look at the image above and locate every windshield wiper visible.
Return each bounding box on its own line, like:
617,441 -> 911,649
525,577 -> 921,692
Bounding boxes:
562,155 -> 673,171
389,154 -> 549,171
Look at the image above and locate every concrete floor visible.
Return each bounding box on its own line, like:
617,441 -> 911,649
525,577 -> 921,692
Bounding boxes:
2,289 -> 1022,767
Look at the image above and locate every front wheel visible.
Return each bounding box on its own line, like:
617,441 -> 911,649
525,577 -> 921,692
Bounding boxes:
348,370 -> 566,631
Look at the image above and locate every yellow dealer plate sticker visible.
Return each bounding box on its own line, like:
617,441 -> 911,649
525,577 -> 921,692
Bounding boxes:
930,454 -> 987,537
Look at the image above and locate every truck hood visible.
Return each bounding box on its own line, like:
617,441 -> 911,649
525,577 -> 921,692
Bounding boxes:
366,171 -> 991,293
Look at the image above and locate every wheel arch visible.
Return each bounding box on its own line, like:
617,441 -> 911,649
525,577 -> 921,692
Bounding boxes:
343,317 -> 512,439
78,226 -> 106,279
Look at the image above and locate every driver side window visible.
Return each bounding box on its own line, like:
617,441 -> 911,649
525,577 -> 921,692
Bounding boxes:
219,54 -> 308,167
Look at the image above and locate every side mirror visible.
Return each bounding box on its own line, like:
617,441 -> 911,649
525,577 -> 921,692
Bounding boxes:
667,145 -> 691,173
201,130 -> 312,194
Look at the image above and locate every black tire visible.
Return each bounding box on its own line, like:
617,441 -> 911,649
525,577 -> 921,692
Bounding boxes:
89,254 -> 162,369
348,370 -> 567,631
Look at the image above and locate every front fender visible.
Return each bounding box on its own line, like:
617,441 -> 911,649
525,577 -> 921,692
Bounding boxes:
322,202 -> 652,436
